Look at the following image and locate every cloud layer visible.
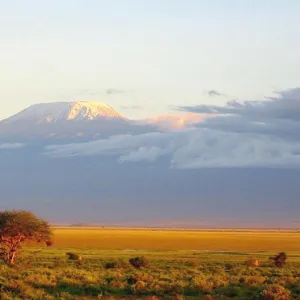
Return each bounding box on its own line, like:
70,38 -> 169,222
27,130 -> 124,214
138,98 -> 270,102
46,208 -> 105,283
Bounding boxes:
47,130 -> 300,169
0,143 -> 24,150
180,88 -> 300,140
46,87 -> 300,169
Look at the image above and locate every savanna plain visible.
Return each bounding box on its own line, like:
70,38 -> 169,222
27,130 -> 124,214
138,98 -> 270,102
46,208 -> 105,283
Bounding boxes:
1,227 -> 300,299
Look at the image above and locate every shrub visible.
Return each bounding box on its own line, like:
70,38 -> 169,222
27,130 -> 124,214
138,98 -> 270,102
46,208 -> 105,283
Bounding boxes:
172,295 -> 184,300
222,285 -> 243,297
269,252 -> 287,267
191,277 -> 213,293
66,252 -> 82,261
105,259 -> 127,269
244,275 -> 266,286
245,259 -> 259,267
258,284 -> 291,300
45,240 -> 53,247
129,256 -> 149,269
131,280 -> 147,294
224,263 -> 234,271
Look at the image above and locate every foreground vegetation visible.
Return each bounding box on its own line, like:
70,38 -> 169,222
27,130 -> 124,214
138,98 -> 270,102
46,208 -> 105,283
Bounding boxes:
0,228 -> 300,299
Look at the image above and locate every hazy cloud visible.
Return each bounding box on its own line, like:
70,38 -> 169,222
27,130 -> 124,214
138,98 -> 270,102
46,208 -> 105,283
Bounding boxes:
76,88 -> 127,96
121,105 -> 142,110
207,90 -> 227,97
119,146 -> 166,163
106,88 -> 126,95
0,143 -> 24,150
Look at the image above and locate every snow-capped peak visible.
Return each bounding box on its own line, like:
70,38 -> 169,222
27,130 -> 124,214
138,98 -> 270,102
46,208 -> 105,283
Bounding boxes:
5,101 -> 126,123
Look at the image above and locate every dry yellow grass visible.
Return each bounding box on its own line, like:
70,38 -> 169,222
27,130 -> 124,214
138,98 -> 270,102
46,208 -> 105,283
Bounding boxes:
52,227 -> 300,251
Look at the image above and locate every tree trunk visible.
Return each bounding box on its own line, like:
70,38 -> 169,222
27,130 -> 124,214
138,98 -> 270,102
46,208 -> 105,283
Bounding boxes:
8,250 -> 16,264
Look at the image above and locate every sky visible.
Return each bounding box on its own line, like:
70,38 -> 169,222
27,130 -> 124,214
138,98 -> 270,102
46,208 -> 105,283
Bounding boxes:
1,0 -> 300,120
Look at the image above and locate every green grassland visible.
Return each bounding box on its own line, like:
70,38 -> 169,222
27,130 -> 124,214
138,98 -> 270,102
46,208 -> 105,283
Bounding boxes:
1,228 -> 300,299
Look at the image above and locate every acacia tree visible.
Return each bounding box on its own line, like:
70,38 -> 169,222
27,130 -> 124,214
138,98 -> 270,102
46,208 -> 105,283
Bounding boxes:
0,210 -> 52,264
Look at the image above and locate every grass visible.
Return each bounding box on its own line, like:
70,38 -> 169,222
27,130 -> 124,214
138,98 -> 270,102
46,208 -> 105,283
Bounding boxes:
1,228 -> 300,299
53,227 -> 300,251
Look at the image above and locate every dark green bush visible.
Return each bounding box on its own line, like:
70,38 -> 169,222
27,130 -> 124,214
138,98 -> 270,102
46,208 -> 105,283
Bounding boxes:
66,252 -> 82,261
129,256 -> 149,269
269,252 -> 287,267
105,259 -> 127,269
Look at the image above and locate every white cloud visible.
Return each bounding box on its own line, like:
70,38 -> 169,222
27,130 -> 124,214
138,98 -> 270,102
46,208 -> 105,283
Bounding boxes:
46,129 -> 300,169
170,130 -> 300,169
119,146 -> 166,163
0,143 -> 24,150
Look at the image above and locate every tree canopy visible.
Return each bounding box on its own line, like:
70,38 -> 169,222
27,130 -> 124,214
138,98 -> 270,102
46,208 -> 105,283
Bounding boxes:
0,210 -> 52,264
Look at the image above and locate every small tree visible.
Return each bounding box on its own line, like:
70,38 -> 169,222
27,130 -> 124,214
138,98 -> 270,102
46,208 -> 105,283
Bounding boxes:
0,210 -> 52,264
269,252 -> 287,267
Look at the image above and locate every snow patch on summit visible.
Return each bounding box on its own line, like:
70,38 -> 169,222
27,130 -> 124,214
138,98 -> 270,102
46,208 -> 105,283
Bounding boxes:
5,101 -> 126,123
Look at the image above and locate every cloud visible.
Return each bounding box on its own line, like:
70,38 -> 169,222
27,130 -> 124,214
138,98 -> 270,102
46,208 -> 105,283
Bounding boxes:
47,132 -> 172,158
179,87 -> 300,141
106,88 -> 125,95
121,105 -> 142,110
182,88 -> 300,121
46,128 -> 300,169
141,113 -> 209,130
0,143 -> 24,150
75,88 -> 127,96
119,146 -> 166,163
207,90 -> 227,97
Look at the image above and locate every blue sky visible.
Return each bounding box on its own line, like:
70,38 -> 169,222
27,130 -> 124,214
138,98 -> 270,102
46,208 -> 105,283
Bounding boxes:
1,0 -> 300,120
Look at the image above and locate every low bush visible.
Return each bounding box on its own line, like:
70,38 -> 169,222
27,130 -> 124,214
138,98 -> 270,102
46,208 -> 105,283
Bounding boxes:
269,252 -> 287,267
129,256 -> 149,269
66,252 -> 82,261
45,240 -> 53,247
258,284 -> 291,300
245,259 -> 259,267
105,259 -> 127,269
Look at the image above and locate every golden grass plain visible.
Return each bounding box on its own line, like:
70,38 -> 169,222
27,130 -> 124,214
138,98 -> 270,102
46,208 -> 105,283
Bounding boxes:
52,227 -> 300,251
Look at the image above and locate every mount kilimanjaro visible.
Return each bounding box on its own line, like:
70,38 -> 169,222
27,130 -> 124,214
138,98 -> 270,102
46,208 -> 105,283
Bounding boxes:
5,101 -> 126,123
0,101 -> 154,142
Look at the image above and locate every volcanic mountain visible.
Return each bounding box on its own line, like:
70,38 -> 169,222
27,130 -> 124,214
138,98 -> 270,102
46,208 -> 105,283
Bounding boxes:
0,101 -> 153,142
5,101 -> 126,123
